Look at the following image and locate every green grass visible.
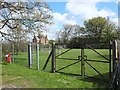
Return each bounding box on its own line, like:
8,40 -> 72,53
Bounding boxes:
1,49 -> 111,88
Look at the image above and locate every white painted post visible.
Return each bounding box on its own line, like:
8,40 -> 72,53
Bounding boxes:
36,43 -> 39,70
35,33 -> 40,70
115,40 -> 118,59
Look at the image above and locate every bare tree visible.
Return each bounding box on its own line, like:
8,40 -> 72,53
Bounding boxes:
57,24 -> 84,44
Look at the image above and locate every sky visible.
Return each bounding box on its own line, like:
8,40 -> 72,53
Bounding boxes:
44,0 -> 119,40
0,0 -> 119,41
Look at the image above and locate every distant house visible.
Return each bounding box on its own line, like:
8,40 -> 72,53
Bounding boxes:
33,34 -> 49,45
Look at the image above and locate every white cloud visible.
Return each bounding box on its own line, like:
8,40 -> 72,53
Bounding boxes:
66,2 -> 97,19
47,0 -> 118,40
97,9 -> 116,17
44,0 -> 118,2
66,0 -> 118,2
45,21 -> 61,40
111,17 -> 118,25
66,1 -> 116,19
4,0 -> 119,2
46,12 -> 77,40
53,12 -> 77,25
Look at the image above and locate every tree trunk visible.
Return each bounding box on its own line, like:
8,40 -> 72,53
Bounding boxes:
16,43 -> 19,55
12,43 -> 14,62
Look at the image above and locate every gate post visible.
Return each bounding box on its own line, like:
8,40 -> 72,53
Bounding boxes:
51,42 -> 56,73
118,54 -> 120,88
112,40 -> 117,74
112,40 -> 118,87
109,41 -> 112,79
117,40 -> 120,88
28,42 -> 32,68
112,41 -> 116,73
36,43 -> 40,70
81,48 -> 85,77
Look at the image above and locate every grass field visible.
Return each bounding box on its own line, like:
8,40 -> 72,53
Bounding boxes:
1,48 -> 112,88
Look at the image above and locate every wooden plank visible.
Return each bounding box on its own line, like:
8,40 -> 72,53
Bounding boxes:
56,57 -> 79,61
56,60 -> 80,72
42,50 -> 52,70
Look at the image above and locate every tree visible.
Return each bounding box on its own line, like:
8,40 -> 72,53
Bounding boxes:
0,1 -> 53,37
57,24 -> 85,44
84,17 -> 118,42
102,20 -> 118,42
118,27 -> 120,39
0,1 -> 53,55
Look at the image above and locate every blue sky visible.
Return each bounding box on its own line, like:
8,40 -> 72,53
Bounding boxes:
46,1 -> 119,40
48,2 -> 66,14
0,0 -> 119,40
48,2 -> 75,23
49,2 -> 118,15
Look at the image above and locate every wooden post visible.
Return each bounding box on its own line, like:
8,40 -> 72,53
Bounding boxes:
109,41 -> 112,79
81,48 -> 85,77
51,42 -> 56,73
118,59 -> 120,88
28,43 -> 32,68
112,40 -> 116,74
112,40 -> 118,87
117,40 -> 120,88
36,43 -> 40,70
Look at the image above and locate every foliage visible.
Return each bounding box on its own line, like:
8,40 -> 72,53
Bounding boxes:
0,1 -> 53,54
2,42 -> 28,54
57,17 -> 118,48
118,27 -> 120,39
84,17 -> 106,38
0,1 -> 53,41
66,37 -> 110,49
56,25 -> 85,44
84,17 -> 118,42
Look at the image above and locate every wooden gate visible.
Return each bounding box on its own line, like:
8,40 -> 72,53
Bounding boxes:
110,40 -> 120,89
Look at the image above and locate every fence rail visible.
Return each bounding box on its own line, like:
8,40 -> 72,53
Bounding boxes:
43,40 -> 120,89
